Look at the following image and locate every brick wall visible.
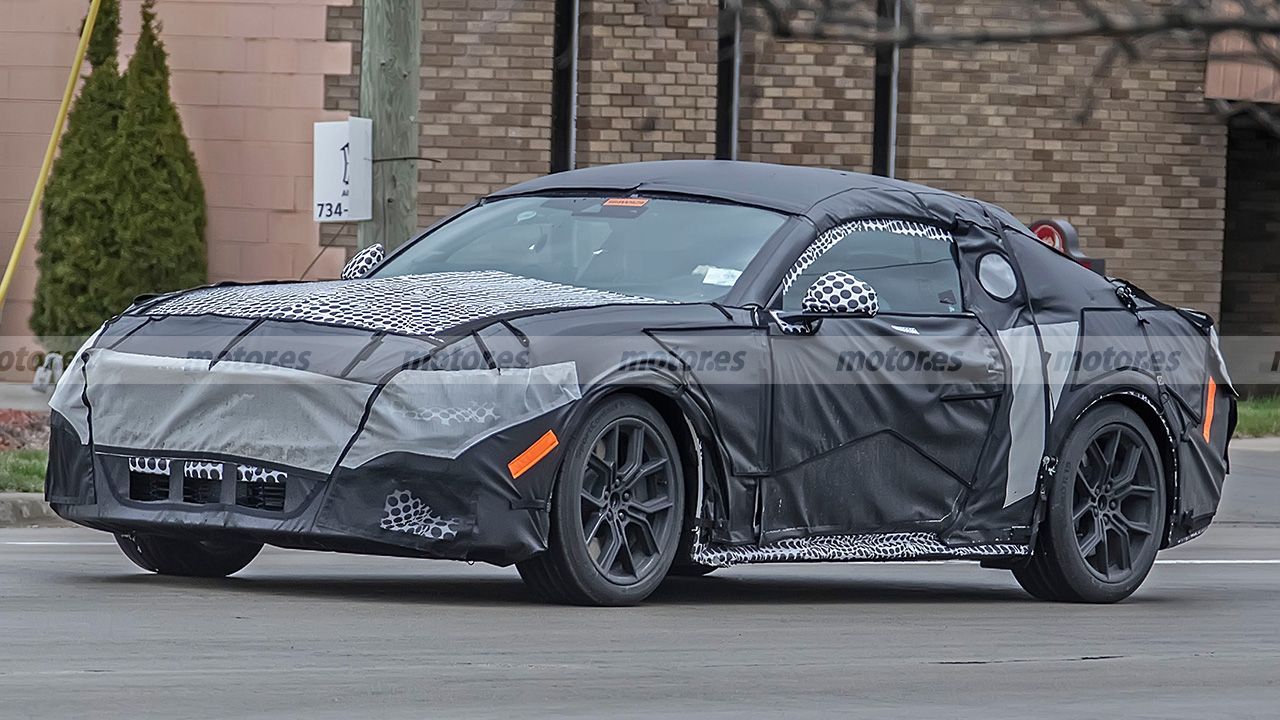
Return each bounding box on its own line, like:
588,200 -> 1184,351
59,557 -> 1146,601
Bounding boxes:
325,0 -> 580,245
896,0 -> 1226,315
1221,124 -> 1280,335
321,0 -> 1228,315
576,1 -> 716,166
415,0 -> 555,226
325,0 -> 362,116
327,0 -> 556,238
322,0 -> 363,251
738,31 -> 876,170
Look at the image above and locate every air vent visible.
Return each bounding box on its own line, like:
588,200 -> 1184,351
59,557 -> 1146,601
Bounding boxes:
182,461 -> 223,504
236,482 -> 287,511
235,464 -> 287,511
128,457 -> 171,502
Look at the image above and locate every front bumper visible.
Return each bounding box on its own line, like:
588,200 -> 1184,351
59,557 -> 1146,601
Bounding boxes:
45,332 -> 582,565
47,411 -> 563,565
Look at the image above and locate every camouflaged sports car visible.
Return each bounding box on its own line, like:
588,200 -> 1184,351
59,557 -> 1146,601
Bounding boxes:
47,161 -> 1235,605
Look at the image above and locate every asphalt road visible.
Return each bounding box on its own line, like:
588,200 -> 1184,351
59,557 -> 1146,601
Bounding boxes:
3,442 -> 1278,720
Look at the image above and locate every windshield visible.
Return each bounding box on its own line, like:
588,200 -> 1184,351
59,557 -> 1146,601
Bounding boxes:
371,196 -> 788,301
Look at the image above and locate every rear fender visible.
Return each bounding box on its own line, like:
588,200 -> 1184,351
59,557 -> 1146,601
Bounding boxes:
1038,375 -> 1179,550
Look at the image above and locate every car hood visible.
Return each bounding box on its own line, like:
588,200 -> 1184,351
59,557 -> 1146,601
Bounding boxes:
141,270 -> 663,338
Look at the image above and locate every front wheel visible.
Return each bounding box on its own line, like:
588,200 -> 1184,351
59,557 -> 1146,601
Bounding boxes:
115,533 -> 263,578
1013,403 -> 1166,603
517,395 -> 685,606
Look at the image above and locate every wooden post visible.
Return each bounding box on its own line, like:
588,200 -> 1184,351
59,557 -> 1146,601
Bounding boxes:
358,0 -> 421,251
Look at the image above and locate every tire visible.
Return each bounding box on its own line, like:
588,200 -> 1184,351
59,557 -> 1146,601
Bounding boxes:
517,395 -> 685,606
1013,403 -> 1167,603
115,533 -> 263,578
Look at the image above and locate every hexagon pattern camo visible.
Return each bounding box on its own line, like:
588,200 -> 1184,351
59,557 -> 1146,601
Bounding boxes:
143,271 -> 664,337
380,490 -> 461,541
692,532 -> 1028,568
392,400 -> 498,425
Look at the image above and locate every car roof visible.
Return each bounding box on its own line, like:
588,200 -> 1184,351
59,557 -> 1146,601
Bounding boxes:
486,160 -> 1033,240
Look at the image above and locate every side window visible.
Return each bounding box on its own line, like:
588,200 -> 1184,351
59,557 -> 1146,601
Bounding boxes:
780,219 -> 963,314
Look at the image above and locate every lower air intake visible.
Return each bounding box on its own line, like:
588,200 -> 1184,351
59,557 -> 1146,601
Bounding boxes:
126,457 -> 289,510
182,461 -> 223,504
236,482 -> 287,511
235,465 -> 288,512
127,457 -> 170,502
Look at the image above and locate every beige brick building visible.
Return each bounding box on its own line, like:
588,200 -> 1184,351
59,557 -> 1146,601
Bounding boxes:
0,0 -> 352,378
2,0 -> 1276,380
322,0 -> 1276,328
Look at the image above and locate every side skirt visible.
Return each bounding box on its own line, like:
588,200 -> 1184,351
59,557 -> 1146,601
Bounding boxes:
692,532 -> 1029,568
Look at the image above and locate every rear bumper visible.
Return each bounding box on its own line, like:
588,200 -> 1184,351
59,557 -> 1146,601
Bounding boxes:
46,412 -> 557,566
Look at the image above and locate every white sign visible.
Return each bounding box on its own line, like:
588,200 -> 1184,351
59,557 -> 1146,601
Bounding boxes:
313,117 -> 372,222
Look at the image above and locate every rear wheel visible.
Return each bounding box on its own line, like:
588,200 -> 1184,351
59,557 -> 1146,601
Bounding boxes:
1013,403 -> 1166,603
115,533 -> 263,578
517,395 -> 684,606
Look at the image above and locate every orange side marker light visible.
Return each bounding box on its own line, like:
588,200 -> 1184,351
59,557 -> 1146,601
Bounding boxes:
509,430 -> 559,480
1202,377 -> 1217,443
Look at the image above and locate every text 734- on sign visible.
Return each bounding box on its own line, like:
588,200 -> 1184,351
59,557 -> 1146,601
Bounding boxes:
313,118 -> 372,223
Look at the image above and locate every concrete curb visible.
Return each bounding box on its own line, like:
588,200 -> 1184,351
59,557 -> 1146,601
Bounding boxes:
0,493 -> 70,528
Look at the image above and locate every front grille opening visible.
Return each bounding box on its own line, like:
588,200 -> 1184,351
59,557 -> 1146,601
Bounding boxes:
128,472 -> 170,502
235,465 -> 288,511
182,461 -> 223,504
236,481 -> 287,511
128,458 -> 170,502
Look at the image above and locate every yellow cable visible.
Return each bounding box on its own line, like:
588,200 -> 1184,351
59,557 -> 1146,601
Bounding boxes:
0,0 -> 105,317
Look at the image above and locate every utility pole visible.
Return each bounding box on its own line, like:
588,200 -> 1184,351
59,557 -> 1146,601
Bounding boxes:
358,0 -> 421,250
871,0 -> 901,178
550,0 -> 580,173
715,1 -> 742,160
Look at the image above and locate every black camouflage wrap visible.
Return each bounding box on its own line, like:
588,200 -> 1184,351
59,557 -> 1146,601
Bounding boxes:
46,161 -> 1235,566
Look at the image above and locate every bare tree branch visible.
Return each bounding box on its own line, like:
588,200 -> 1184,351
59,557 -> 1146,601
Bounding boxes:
733,0 -> 1280,129
735,0 -> 1280,48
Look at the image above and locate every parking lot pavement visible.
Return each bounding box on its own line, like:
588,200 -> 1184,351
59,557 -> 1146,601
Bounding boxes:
2,447 -> 1277,720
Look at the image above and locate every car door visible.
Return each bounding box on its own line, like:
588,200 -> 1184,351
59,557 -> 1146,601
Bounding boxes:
762,218 -> 1007,542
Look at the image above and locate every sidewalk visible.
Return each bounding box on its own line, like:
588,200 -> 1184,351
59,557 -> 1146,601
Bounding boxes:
0,382 -> 51,412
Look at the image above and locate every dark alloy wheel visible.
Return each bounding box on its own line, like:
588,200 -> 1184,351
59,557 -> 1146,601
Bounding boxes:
1013,403 -> 1166,603
116,533 -> 263,578
517,395 -> 684,606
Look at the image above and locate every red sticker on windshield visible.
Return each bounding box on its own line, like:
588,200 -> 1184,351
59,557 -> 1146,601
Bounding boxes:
603,198 -> 649,207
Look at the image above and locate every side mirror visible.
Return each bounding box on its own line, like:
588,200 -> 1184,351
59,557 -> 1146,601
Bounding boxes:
341,244 -> 385,280
801,271 -> 878,317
